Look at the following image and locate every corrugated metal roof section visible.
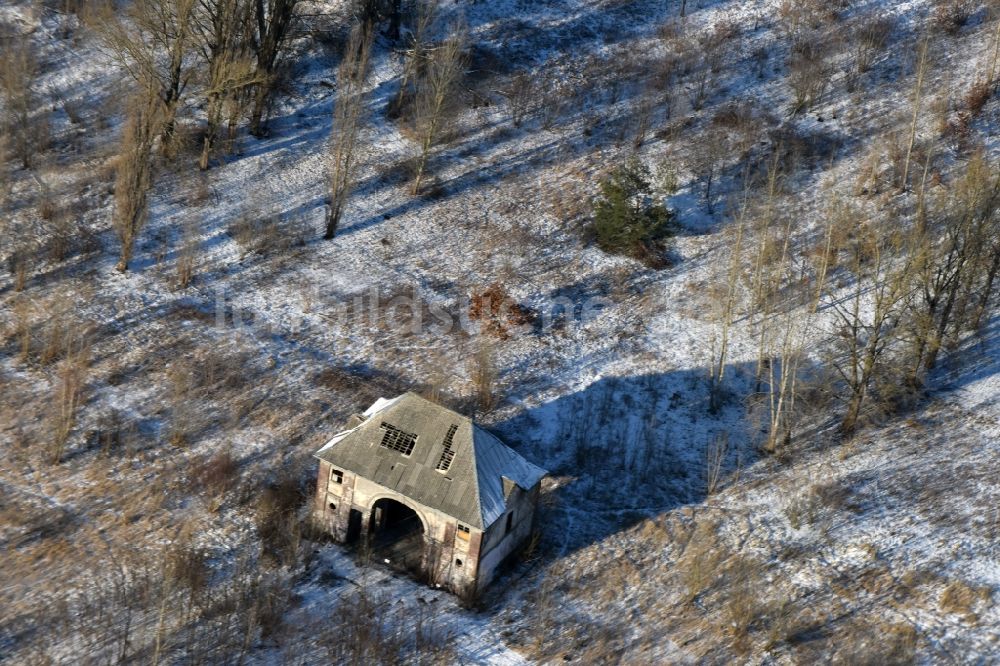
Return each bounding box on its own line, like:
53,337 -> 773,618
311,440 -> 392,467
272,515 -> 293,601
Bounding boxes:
314,392 -> 547,529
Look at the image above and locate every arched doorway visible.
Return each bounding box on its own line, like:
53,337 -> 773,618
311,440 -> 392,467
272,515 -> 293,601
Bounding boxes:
369,497 -> 425,575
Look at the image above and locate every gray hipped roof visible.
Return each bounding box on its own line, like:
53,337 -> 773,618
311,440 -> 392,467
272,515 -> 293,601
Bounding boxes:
315,393 -> 546,529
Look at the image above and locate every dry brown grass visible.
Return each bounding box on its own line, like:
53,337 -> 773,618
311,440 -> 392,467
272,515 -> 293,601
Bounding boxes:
174,221 -> 199,290
964,79 -> 993,117
940,579 -> 992,623
189,448 -> 241,511
256,473 -> 306,567
932,0 -> 978,35
829,619 -> 919,665
718,556 -> 771,650
47,352 -> 90,463
677,516 -> 723,604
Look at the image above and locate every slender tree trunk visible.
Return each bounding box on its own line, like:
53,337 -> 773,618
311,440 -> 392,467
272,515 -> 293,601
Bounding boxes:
923,269 -> 963,372
709,202 -> 746,413
325,25 -> 372,239
411,120 -> 437,195
900,38 -> 928,191
248,0 -> 300,136
199,102 -> 218,170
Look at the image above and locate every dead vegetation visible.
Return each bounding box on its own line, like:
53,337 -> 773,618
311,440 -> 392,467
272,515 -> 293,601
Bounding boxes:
1,0 -> 999,662
467,281 -> 535,339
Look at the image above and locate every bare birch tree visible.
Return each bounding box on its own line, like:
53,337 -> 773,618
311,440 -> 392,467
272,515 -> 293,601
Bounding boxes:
410,26 -> 467,195
900,36 -> 929,191
748,153 -> 784,392
324,24 -> 372,240
708,195 -> 749,413
758,207 -> 835,454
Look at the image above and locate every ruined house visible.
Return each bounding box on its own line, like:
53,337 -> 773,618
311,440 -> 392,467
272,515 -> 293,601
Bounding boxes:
313,392 -> 547,595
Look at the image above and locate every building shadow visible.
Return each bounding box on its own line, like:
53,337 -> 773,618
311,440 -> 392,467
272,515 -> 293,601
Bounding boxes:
489,361 -> 760,565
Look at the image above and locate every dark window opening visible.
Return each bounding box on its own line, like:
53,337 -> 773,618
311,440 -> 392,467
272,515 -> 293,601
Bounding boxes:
346,509 -> 363,543
435,424 -> 458,472
379,422 -> 417,456
505,512 -> 514,535
455,558 -> 463,567
328,502 -> 337,511
331,469 -> 344,484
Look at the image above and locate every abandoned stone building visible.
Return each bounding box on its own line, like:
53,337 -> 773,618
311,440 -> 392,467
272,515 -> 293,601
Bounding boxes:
313,392 -> 547,595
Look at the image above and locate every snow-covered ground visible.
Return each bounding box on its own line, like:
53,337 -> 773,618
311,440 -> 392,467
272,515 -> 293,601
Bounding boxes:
1,0 -> 999,662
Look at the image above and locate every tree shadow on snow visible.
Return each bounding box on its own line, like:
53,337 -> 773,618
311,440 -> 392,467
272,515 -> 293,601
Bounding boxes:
930,315 -> 1000,403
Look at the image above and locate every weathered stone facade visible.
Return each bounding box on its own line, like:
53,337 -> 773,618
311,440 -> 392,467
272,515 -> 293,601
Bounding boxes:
315,458 -> 540,594
313,393 -> 546,595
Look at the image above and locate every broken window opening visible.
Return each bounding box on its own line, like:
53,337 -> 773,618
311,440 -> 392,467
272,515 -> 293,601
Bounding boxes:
457,523 -> 470,541
435,424 -> 458,472
455,558 -> 463,567
329,502 -> 337,511
331,469 -> 344,484
379,422 -> 417,456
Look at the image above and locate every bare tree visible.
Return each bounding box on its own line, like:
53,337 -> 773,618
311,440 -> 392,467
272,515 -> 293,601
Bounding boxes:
175,217 -> 199,289
708,193 -> 749,413
0,133 -> 9,206
247,0 -> 302,137
324,24 -> 372,240
690,124 -> 730,215
851,15 -> 893,77
503,70 -> 537,128
900,37 -> 929,191
788,38 -> 830,114
99,0 -> 199,158
113,92 -> 162,272
967,161 -> 1000,331
907,149 -> 1000,383
758,208 -> 835,454
194,0 -> 259,170
989,10 -> 1000,83
410,26 -> 467,196
829,206 -> 913,435
393,0 -> 439,113
0,33 -> 41,169
705,431 -> 729,495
